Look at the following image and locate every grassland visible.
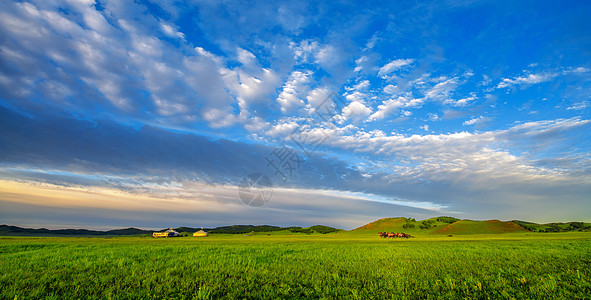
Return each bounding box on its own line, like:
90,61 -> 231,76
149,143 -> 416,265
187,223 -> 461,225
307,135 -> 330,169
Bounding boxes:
1,232 -> 590,299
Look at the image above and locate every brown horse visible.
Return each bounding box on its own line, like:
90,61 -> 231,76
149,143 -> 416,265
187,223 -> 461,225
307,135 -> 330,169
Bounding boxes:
378,232 -> 413,238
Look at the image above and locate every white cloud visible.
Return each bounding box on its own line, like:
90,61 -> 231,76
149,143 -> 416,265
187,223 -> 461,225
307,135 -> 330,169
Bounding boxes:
424,77 -> 458,101
224,67 -> 281,113
244,116 -> 270,132
236,48 -> 257,65
314,44 -> 339,67
378,58 -> 414,78
369,96 -> 424,121
383,84 -> 399,94
497,73 -> 555,89
344,91 -> 366,103
497,67 -> 589,89
567,100 -> 589,110
444,94 -> 476,107
341,101 -> 372,122
354,56 -> 367,72
346,80 -> 370,92
306,86 -> 333,108
0,1 -> 255,129
400,110 -> 412,117
276,70 -> 312,113
202,108 -> 237,128
428,113 -> 439,121
563,67 -> 590,74
160,22 -> 186,40
289,40 -> 319,63
463,116 -> 485,126
266,120 -> 300,138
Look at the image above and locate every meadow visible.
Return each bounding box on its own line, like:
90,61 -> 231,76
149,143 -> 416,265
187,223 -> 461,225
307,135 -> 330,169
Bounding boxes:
1,232 -> 590,299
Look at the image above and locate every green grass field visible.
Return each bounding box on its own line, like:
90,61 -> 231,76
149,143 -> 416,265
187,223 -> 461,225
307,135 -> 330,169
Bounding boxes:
1,232 -> 590,299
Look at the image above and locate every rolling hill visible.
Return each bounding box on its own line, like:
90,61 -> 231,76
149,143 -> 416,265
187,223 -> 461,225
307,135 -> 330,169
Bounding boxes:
353,217 -> 408,231
433,220 -> 528,235
353,217 -> 530,235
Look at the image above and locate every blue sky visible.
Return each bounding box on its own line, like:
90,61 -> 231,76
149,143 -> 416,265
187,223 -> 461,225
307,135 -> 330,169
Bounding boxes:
0,0 -> 590,229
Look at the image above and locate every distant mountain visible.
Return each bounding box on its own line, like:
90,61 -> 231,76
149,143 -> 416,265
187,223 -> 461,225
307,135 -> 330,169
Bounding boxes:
0,224 -> 343,236
0,225 -> 153,236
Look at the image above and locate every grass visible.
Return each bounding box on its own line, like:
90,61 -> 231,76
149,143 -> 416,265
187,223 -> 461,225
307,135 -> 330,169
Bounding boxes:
1,232 -> 590,299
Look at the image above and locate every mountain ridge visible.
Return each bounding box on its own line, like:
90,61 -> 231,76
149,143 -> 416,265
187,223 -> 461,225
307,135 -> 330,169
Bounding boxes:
0,224 -> 341,236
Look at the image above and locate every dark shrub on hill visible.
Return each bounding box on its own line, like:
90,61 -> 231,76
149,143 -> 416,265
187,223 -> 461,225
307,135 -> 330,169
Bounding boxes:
569,222 -> 585,230
545,224 -> 563,232
403,223 -> 415,229
310,225 -> 339,234
290,228 -> 313,234
419,220 -> 435,229
437,216 -> 460,224
209,225 -> 283,234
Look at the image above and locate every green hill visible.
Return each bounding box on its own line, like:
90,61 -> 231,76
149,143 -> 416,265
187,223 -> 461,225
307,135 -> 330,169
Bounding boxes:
352,217 -> 457,234
352,217 -> 530,235
353,217 -> 407,231
433,220 -> 528,235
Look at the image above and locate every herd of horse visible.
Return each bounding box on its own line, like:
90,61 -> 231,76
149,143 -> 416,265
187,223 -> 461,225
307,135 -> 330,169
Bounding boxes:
378,232 -> 413,239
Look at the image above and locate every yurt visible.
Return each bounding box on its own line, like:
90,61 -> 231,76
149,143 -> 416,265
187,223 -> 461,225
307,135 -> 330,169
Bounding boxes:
193,229 -> 208,237
153,228 -> 181,238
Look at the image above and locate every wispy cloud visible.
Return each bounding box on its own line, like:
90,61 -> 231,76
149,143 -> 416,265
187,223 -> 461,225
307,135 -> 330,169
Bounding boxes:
567,100 -> 589,110
378,58 -> 415,78
497,67 -> 589,89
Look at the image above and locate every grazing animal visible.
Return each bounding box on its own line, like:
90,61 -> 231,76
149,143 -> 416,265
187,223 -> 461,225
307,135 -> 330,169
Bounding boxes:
378,232 -> 413,239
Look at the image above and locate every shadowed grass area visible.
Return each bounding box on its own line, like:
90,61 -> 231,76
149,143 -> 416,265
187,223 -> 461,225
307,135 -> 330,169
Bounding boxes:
1,233 -> 590,299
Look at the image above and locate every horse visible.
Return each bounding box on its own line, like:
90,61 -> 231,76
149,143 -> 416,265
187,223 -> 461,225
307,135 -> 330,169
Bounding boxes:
378,232 -> 413,238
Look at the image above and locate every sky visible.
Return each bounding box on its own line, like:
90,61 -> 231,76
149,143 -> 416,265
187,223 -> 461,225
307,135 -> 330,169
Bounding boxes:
0,0 -> 590,230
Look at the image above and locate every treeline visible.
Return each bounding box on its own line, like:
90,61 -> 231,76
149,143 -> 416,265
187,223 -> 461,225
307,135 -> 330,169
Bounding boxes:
172,225 -> 341,235
285,225 -> 340,234
207,225 -> 284,234
402,216 -> 460,230
513,221 -> 591,233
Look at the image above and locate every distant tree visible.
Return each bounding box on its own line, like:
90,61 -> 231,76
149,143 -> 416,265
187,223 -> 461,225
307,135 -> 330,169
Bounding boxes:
419,220 -> 435,229
436,216 -> 459,224
310,225 -> 339,234
545,224 -> 562,232
290,228 -> 313,234
403,223 -> 415,229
